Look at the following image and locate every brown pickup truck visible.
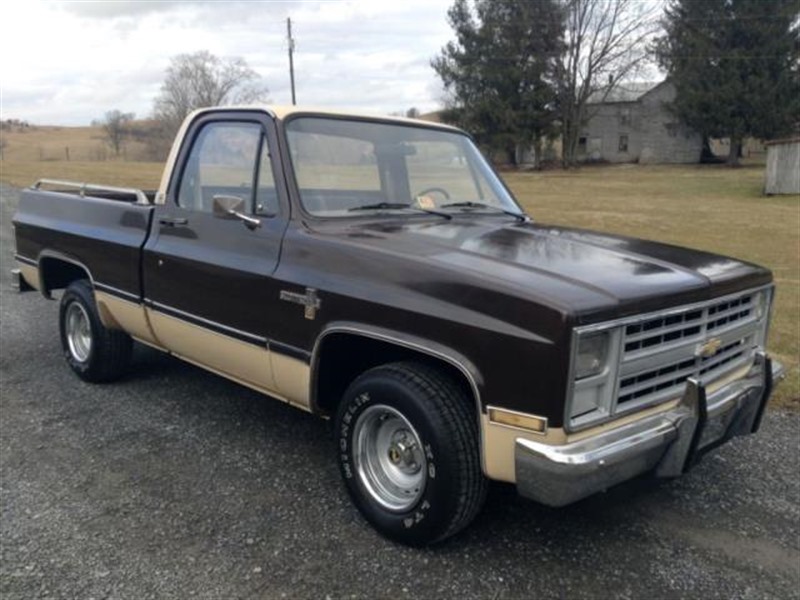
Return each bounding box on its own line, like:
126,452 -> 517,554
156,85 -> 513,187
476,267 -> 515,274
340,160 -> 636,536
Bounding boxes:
12,106 -> 784,545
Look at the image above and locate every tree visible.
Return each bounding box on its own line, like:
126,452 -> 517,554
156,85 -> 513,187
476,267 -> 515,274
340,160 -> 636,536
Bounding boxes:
101,110 -> 135,157
656,0 -> 800,166
556,0 -> 659,166
153,50 -> 269,139
432,0 -> 564,167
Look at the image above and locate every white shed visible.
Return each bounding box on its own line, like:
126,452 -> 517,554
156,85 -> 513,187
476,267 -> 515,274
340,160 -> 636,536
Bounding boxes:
765,138 -> 800,195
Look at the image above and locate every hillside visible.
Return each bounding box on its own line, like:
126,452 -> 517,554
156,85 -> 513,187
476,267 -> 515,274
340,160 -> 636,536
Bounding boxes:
0,121 -> 155,163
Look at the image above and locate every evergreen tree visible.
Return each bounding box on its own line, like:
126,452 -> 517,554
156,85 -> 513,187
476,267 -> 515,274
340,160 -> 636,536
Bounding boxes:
656,0 -> 800,165
432,0 -> 564,167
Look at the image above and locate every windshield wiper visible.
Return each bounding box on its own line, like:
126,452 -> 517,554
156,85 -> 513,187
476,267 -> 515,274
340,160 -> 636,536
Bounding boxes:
440,201 -> 528,223
348,202 -> 451,219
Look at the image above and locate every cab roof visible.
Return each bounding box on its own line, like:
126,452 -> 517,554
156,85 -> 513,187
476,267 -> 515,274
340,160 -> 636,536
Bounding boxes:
190,105 -> 462,133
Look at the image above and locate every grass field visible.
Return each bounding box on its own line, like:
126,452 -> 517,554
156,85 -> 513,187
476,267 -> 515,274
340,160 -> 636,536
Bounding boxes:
507,164 -> 798,409
0,157 -> 797,409
0,124 -> 151,163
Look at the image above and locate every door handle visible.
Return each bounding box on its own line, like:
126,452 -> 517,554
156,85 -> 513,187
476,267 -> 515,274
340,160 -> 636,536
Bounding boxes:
159,216 -> 188,227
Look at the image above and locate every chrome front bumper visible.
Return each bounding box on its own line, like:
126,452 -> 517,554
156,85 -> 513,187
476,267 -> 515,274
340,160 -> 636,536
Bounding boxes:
515,353 -> 785,507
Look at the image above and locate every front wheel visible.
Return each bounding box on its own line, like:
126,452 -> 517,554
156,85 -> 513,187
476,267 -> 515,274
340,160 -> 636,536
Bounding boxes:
335,362 -> 487,545
59,280 -> 132,383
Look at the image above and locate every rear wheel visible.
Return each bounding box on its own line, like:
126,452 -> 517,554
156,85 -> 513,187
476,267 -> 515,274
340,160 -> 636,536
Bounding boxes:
59,280 -> 132,382
335,361 -> 487,545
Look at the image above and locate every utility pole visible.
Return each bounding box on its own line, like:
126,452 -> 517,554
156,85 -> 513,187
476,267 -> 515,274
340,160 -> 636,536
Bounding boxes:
287,17 -> 296,105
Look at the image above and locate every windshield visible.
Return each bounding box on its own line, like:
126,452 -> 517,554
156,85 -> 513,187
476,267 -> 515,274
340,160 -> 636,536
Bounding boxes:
285,117 -> 522,217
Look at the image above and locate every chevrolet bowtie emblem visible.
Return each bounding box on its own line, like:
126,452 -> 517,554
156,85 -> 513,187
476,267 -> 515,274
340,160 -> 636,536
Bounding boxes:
280,287 -> 321,320
696,337 -> 723,358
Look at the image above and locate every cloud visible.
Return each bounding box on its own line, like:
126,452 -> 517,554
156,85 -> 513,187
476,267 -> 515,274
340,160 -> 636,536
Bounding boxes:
2,1 -> 454,125
60,0 -> 300,24
60,1 -> 207,19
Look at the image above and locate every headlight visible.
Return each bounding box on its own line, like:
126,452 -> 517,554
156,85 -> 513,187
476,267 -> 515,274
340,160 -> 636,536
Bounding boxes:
569,327 -> 621,427
575,331 -> 609,379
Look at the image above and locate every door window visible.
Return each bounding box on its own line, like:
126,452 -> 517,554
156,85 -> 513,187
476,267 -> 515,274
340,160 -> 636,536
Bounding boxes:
177,122 -> 262,213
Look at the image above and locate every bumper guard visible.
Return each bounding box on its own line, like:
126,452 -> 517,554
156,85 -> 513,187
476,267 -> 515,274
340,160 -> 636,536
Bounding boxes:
515,352 -> 785,507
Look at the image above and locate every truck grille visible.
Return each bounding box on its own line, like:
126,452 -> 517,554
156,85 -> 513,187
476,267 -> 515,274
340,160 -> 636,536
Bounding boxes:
616,291 -> 760,410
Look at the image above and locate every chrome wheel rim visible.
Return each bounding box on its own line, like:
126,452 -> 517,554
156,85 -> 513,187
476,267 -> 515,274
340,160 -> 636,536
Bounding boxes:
353,404 -> 427,512
65,302 -> 92,362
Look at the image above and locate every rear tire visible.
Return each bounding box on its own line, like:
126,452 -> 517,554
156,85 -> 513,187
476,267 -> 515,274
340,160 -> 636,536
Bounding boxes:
59,279 -> 132,382
335,361 -> 487,545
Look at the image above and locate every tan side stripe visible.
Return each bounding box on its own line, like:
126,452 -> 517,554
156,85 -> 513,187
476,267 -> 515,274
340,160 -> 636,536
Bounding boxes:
146,309 -> 313,412
94,292 -> 164,348
17,262 -> 40,291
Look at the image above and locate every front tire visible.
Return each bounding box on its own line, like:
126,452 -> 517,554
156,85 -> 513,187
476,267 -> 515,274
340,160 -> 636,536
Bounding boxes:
335,362 -> 487,545
59,279 -> 132,383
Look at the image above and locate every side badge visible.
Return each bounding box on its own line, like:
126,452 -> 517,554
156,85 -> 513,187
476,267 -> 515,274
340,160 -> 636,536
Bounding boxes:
280,287 -> 321,320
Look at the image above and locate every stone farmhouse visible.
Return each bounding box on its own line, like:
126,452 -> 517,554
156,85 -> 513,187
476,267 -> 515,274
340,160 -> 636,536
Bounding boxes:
577,80 -> 702,164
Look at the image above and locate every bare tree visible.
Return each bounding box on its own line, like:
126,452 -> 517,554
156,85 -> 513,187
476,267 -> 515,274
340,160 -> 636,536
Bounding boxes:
0,135 -> 7,160
556,0 -> 659,166
102,110 -> 135,157
153,51 -> 269,138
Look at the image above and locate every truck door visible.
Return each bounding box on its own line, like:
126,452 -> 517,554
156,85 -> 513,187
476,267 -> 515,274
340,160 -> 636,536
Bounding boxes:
143,111 -> 288,393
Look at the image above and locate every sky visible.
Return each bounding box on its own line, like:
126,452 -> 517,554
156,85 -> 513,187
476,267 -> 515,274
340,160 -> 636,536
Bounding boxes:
0,0 -> 456,126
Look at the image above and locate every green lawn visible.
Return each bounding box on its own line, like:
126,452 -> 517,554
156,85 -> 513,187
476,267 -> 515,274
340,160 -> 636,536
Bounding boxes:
2,159 -> 797,409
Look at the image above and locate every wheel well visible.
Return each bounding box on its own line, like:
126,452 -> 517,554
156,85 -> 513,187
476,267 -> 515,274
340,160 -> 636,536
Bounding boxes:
39,257 -> 90,296
314,332 -> 476,417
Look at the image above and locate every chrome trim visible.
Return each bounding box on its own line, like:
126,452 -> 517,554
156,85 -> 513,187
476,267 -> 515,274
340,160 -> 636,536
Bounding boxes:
565,285 -> 774,432
146,300 -> 268,346
10,269 -> 24,292
310,323 -> 484,465
574,284 -> 773,335
352,404 -> 427,512
93,282 -> 140,303
13,254 -> 37,267
311,324 -> 482,412
518,353 -> 780,507
36,250 -> 94,298
64,301 -> 93,362
279,288 -> 321,320
772,360 -> 786,382
233,211 -> 262,230
33,178 -> 150,205
35,251 -> 140,305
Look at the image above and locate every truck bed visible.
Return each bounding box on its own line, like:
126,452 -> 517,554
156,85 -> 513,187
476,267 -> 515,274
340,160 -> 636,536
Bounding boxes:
13,184 -> 155,301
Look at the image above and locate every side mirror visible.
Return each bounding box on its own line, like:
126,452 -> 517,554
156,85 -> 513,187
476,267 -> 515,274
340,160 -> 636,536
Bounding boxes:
212,194 -> 262,230
212,194 -> 246,218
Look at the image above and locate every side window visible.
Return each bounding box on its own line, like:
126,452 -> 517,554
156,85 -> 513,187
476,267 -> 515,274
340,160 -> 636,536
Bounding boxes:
256,140 -> 279,215
177,122 -> 261,213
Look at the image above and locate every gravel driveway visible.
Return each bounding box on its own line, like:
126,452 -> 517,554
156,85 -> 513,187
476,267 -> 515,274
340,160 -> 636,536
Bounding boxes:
1,183 -> 798,599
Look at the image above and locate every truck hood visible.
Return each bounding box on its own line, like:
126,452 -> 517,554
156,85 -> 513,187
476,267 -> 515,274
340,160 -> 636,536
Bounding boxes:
319,218 -> 772,323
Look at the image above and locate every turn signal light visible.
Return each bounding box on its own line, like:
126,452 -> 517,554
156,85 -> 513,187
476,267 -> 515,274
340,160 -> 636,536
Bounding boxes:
488,407 -> 547,434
